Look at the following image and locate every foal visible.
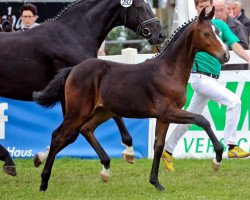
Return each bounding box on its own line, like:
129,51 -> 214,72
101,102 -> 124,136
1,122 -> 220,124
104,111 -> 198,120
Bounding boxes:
34,7 -> 229,191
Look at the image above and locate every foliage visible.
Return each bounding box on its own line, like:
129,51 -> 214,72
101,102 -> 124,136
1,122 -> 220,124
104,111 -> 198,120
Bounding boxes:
105,8 -> 169,55
105,26 -> 152,55
1,158 -> 250,199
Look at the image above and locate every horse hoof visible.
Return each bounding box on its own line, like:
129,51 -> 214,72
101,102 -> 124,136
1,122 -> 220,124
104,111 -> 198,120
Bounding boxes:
212,158 -> 221,171
154,183 -> 165,191
39,184 -> 48,192
122,144 -> 135,164
122,153 -> 135,164
34,154 -> 43,168
100,173 -> 109,182
100,166 -> 110,182
3,164 -> 17,176
39,187 -> 47,192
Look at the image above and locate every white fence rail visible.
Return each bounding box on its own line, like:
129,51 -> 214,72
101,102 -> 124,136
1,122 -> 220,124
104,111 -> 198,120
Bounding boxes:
99,48 -> 250,66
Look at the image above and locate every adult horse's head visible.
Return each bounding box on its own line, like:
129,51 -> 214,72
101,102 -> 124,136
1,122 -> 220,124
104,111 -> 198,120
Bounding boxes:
192,7 -> 230,64
121,0 -> 165,44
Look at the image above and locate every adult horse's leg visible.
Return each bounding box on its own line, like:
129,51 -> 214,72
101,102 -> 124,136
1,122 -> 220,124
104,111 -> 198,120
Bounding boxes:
168,109 -> 224,170
0,144 -> 16,176
149,120 -> 169,191
113,116 -> 134,163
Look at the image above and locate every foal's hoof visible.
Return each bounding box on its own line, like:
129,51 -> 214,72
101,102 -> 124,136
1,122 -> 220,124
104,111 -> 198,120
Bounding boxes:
100,173 -> 109,182
153,183 -> 165,191
100,166 -> 110,182
122,153 -> 135,164
212,159 -> 221,171
34,154 -> 42,168
3,164 -> 17,176
39,185 -> 47,192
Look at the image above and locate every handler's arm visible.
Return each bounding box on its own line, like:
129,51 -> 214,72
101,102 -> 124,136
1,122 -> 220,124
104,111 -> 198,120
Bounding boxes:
231,42 -> 250,63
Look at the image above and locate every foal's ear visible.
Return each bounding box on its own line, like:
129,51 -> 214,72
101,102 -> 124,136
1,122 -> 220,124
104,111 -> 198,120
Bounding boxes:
206,6 -> 215,20
198,8 -> 206,21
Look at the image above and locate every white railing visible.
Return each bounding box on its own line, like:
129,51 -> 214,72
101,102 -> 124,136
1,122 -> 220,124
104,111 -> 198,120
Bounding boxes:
99,48 -> 250,66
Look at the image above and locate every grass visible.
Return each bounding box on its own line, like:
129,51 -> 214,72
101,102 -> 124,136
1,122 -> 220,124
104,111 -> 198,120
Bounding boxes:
0,158 -> 250,200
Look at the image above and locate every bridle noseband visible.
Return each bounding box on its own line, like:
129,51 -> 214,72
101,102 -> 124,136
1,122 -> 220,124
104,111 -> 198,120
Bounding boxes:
124,4 -> 160,39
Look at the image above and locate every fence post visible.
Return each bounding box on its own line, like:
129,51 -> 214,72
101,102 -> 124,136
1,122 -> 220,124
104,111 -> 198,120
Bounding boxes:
121,48 -> 138,64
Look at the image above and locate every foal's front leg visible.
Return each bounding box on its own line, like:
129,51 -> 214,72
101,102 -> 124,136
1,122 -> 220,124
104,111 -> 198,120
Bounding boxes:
168,109 -> 223,170
149,120 -> 169,191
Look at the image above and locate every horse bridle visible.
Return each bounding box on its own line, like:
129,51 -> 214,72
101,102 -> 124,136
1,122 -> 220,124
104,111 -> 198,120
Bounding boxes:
124,4 -> 160,39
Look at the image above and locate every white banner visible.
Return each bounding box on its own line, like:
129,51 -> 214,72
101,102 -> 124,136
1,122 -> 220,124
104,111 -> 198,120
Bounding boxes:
148,70 -> 250,158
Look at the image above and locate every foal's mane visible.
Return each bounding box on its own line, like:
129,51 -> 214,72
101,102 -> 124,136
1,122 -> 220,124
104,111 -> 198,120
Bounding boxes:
44,0 -> 91,23
151,17 -> 197,59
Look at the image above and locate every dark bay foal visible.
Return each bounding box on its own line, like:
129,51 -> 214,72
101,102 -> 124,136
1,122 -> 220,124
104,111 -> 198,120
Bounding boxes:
33,7 -> 229,191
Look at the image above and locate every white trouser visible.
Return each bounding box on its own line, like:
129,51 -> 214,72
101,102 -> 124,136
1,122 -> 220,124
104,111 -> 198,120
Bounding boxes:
164,73 -> 241,153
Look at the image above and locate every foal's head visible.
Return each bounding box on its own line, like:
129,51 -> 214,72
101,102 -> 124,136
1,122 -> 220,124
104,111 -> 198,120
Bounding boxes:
123,0 -> 165,44
192,7 -> 229,64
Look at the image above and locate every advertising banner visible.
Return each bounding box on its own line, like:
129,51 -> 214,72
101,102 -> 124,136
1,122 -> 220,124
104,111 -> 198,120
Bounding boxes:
148,70 -> 250,158
0,97 -> 149,159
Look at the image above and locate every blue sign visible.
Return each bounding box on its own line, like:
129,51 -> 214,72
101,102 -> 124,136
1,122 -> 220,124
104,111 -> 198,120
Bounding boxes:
0,97 -> 149,159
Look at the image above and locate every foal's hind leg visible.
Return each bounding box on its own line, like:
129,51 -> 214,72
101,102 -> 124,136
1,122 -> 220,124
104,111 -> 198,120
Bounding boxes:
168,109 -> 223,170
79,129 -> 110,182
34,98 -> 80,168
34,130 -> 80,167
40,121 -> 80,191
113,116 -> 134,163
79,110 -> 115,182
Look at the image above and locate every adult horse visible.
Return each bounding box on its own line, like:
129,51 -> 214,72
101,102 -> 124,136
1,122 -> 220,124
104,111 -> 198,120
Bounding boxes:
33,7 -> 229,191
0,0 -> 165,174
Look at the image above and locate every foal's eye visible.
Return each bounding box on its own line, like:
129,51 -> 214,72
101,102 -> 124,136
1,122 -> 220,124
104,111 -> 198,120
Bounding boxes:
204,32 -> 209,37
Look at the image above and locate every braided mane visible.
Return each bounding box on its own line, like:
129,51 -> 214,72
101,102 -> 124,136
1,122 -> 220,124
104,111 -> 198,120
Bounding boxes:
151,16 -> 198,59
44,0 -> 85,23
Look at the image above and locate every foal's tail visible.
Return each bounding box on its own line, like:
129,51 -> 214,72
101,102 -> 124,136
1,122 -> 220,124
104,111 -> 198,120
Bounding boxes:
33,67 -> 73,108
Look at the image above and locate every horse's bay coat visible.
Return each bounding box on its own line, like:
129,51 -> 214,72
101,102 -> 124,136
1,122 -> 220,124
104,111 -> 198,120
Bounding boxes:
34,7 -> 229,191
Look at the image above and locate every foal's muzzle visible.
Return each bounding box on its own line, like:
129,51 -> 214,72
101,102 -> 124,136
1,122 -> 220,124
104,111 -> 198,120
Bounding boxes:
219,52 -> 230,64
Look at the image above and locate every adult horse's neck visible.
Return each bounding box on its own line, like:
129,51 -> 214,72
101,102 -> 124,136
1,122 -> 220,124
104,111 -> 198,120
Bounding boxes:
156,20 -> 197,85
52,0 -> 125,54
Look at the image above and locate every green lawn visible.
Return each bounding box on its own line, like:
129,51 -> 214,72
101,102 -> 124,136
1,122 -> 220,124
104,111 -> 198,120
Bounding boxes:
0,158 -> 250,200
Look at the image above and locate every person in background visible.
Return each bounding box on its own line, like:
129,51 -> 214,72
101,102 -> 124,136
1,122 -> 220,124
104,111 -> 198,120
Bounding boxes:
0,144 -> 16,176
226,2 -> 235,18
214,0 -> 249,70
161,0 -> 250,172
227,0 -> 250,37
18,3 -> 39,31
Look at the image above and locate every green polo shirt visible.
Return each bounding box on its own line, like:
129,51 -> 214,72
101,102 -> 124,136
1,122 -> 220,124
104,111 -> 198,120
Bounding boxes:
192,19 -> 239,75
